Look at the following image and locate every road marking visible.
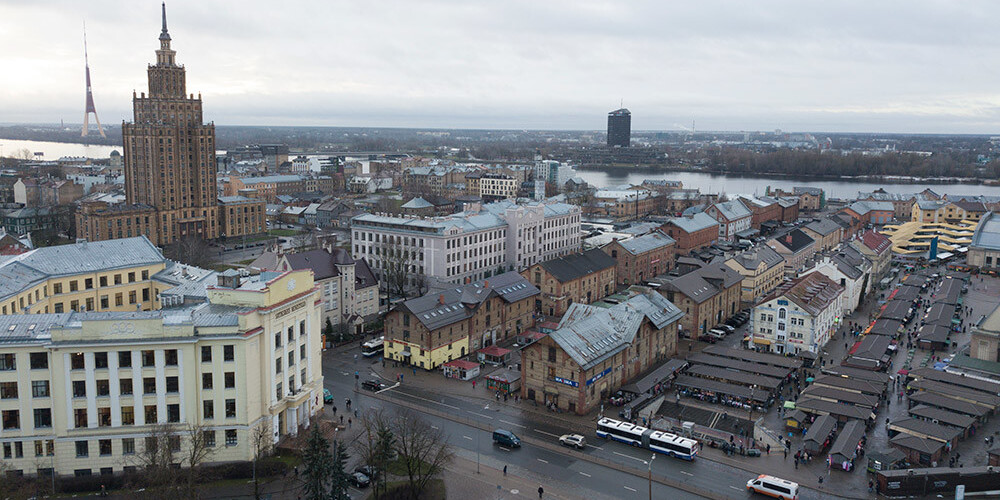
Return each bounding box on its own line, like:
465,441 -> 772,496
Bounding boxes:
613,451 -> 647,463
391,390 -> 460,410
579,472 -> 591,477
341,372 -> 349,376
499,419 -> 527,428
624,486 -> 637,492
586,444 -> 604,450
680,471 -> 693,476
463,435 -> 473,441
431,426 -> 439,430
468,411 -> 495,420
730,486 -> 742,491
537,458 -> 548,464
534,429 -> 560,438
499,446 -> 511,452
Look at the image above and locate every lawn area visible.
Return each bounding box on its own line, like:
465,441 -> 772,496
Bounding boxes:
366,479 -> 445,500
268,229 -> 305,237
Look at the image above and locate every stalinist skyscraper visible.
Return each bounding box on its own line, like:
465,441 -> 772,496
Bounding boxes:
78,4 -> 265,245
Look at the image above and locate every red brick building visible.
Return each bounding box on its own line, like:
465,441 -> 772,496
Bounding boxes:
659,212 -> 719,256
739,195 -> 783,230
777,197 -> 800,222
601,230 -> 676,285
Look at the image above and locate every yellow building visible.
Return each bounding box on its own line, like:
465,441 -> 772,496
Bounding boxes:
0,269 -> 323,477
725,245 -> 786,305
0,237 -> 201,316
911,200 -> 987,224
479,173 -> 518,201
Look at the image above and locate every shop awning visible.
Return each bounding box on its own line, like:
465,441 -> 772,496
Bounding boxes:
753,338 -> 772,345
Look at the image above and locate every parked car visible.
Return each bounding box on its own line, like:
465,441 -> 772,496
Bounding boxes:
698,334 -> 718,344
361,379 -> 385,392
355,465 -> 379,481
708,328 -> 727,339
323,388 -> 334,404
349,472 -> 371,488
724,317 -> 742,328
715,324 -> 735,334
559,434 -> 586,449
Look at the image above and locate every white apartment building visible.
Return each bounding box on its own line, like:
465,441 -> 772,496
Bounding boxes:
0,270 -> 323,477
351,199 -> 581,288
706,199 -> 753,242
803,245 -> 872,315
751,272 -> 844,355
479,173 -> 518,201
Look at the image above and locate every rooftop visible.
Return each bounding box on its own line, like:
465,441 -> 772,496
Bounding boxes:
615,231 -> 676,255
762,272 -> 843,317
539,248 -> 617,283
663,212 -> 719,233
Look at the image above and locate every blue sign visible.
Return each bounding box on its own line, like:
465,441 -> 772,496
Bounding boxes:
777,299 -> 789,306
554,376 -> 578,387
586,366 -> 613,386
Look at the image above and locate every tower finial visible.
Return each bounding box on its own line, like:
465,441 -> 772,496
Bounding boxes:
159,2 -> 170,41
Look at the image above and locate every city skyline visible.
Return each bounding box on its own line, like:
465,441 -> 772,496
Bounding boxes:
4,1 -> 1000,133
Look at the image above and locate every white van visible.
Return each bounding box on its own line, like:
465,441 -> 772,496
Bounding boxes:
746,474 -> 798,500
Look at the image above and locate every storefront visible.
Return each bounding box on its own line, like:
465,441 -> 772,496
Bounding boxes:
442,359 -> 480,380
486,368 -> 521,395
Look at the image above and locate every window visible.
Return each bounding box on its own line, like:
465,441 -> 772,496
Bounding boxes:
203,400 -> 214,419
119,351 -> 132,367
202,373 -> 213,390
275,358 -> 282,374
143,377 -> 156,394
122,438 -> 135,455
99,439 -> 112,456
225,372 -> 235,388
76,441 -> 89,458
74,408 -> 87,428
145,437 -> 158,455
94,352 -> 108,369
225,429 -> 237,446
145,405 -> 157,423
548,347 -> 557,362
114,293 -> 123,306
72,380 -> 86,398
33,408 -> 51,428
141,350 -> 155,367
128,271 -> 136,283
71,353 -> 84,370
31,380 -> 49,398
276,382 -> 283,400
96,379 -> 110,396
300,344 -> 306,361
288,326 -> 294,343
99,276 -> 108,287
165,349 -> 178,366
0,382 -> 16,399
29,352 -> 47,369
120,378 -> 133,395
121,406 -> 134,425
225,399 -> 236,418
204,430 -> 216,448
167,404 -> 180,423
288,351 -> 295,367
223,345 -> 234,361
97,407 -> 111,427
275,332 -> 282,350
69,280 -> 78,292
168,435 -> 180,452
165,376 -> 178,393
201,346 -> 212,362
53,283 -> 62,294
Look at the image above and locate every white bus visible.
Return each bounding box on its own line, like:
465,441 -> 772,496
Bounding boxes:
596,417 -> 698,460
361,336 -> 384,357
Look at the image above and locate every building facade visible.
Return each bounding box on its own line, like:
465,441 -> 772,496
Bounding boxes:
520,291 -> 682,415
658,213 -> 719,255
607,108 -> 631,148
523,249 -> 617,317
351,199 -> 581,289
655,261 -> 742,336
478,173 -> 518,202
767,229 -> 816,273
725,245 -> 786,305
75,9 -> 264,245
751,272 -> 844,355
967,211 -> 1000,271
802,218 -> 844,252
706,199 -> 752,242
600,231 -> 676,286
274,247 -> 380,328
0,268 -> 323,477
382,272 -> 538,369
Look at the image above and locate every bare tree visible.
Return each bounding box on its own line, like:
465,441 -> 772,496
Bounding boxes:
249,419 -> 274,500
0,459 -> 31,500
162,235 -> 212,269
393,410 -> 453,498
379,241 -> 410,299
126,423 -> 181,499
353,409 -> 396,499
181,423 -> 216,498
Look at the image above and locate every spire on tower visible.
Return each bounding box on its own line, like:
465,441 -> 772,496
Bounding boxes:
159,2 -> 170,41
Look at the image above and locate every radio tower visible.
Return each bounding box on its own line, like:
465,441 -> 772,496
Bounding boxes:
81,22 -> 106,138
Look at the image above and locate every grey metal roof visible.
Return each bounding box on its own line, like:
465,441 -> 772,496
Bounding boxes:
665,212 -> 718,233
0,313 -> 71,343
616,231 -> 675,255
0,236 -> 166,302
539,248 -> 617,283
804,218 -> 842,236
803,414 -> 837,445
727,245 -> 784,272
400,272 -> 538,331
793,187 -> 822,196
970,212 -> 1000,250
828,419 -> 867,461
890,417 -> 963,442
659,262 -> 743,304
710,199 -> 752,221
549,291 -> 683,370
401,197 -> 434,209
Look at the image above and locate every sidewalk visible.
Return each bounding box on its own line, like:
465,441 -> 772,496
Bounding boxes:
442,454 -> 608,500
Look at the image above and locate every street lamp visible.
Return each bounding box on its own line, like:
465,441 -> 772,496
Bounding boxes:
645,454 -> 655,500
478,403 -> 489,474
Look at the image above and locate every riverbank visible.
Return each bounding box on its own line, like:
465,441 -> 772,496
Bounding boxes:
576,164 -> 990,186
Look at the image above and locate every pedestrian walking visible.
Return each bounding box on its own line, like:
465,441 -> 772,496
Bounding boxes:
538,486 -> 544,499
472,380 -> 476,389
783,448 -> 788,459
503,465 -> 507,476
766,444 -> 770,455
332,405 -> 337,415
348,418 -> 352,428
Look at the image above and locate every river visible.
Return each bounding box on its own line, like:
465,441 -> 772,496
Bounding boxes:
574,169 -> 1000,200
0,139 -> 120,161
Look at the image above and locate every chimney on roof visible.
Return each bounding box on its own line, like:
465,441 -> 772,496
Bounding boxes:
484,280 -> 489,288
438,294 -> 445,305
785,234 -> 792,244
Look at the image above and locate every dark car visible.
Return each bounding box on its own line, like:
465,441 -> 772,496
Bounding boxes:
698,334 -> 718,344
355,465 -> 379,481
349,471 -> 371,488
361,379 -> 385,392
323,388 -> 334,404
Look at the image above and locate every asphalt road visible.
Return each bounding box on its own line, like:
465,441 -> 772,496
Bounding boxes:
323,351 -> 837,500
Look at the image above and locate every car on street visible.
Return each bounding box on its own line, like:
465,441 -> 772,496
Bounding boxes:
361,379 -> 385,392
323,388 -> 333,404
715,324 -> 735,335
698,334 -> 718,344
349,472 -> 371,488
559,434 -> 586,449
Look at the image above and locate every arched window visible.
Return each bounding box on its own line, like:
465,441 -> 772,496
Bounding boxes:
778,308 -> 786,320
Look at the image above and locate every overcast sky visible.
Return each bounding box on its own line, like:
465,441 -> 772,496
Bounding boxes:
3,0 -> 1000,133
